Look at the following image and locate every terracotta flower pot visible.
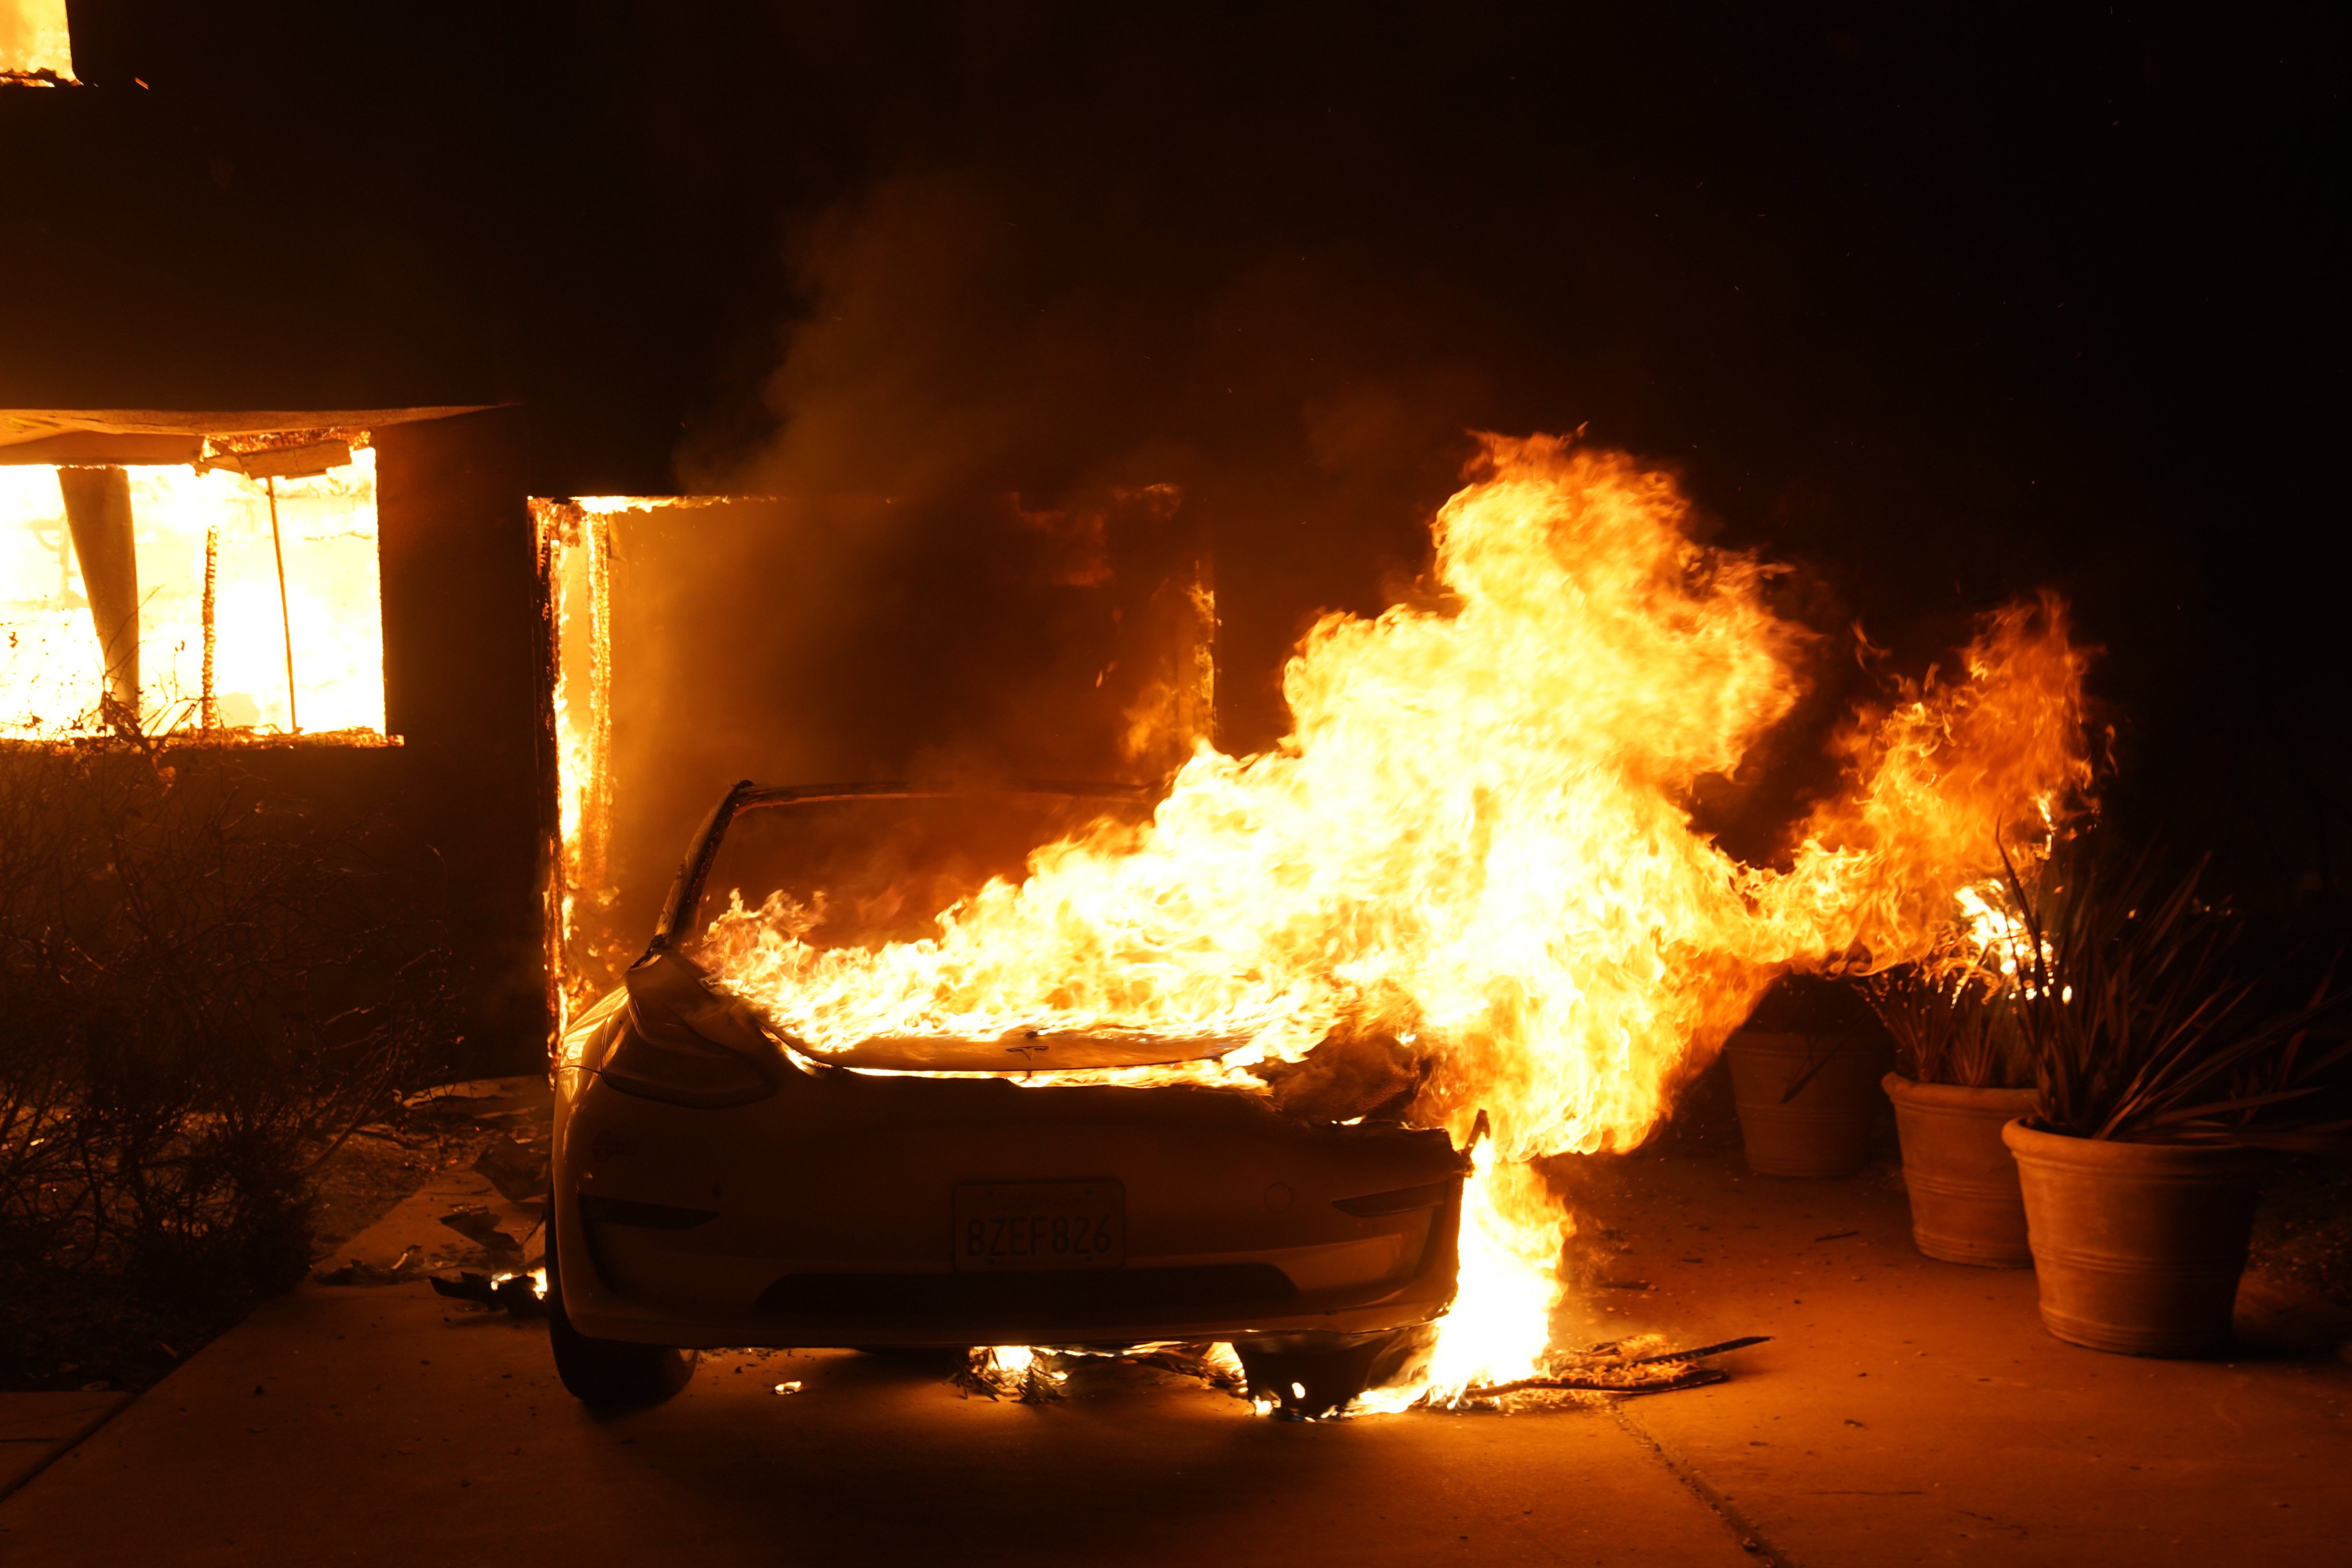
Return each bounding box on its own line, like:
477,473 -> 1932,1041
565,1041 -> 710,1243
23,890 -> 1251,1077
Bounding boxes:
1724,1030 -> 1882,1179
1882,1074 -> 2037,1266
2002,1119 -> 2270,1356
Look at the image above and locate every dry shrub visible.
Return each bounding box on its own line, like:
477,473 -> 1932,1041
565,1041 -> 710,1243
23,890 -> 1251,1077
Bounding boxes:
0,747 -> 451,1388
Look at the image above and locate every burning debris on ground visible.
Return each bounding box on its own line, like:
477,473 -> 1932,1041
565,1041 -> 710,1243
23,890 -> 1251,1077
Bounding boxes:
311,1076 -> 554,1317
942,1332 -> 1768,1419
428,1269 -> 550,1319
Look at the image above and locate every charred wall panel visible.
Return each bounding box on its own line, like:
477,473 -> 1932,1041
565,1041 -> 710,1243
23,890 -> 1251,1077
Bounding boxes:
375,407 -> 549,1068
561,488 -> 1210,1005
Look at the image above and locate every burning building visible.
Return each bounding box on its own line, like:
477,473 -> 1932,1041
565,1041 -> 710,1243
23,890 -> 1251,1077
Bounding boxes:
3,384 -> 2091,1413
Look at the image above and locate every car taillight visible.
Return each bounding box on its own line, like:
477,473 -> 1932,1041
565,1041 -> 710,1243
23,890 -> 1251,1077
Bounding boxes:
596,952 -> 780,1109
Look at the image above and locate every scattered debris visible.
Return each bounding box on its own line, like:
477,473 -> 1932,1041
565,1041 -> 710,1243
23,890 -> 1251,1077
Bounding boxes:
1604,1335 -> 1772,1368
1432,1335 -> 1771,1410
771,1381 -> 802,1395
437,1206 -> 524,1258
1464,1366 -> 1728,1400
937,1334 -> 1760,1416
400,1079 -> 516,1111
427,1268 -> 549,1318
1122,1341 -> 1249,1397
953,1346 -> 1069,1403
1813,1230 -> 1860,1243
313,1245 -> 427,1287
471,1134 -> 550,1203
949,1341 -> 1249,1406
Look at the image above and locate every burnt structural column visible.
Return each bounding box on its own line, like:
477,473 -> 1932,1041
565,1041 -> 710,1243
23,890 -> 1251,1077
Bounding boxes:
55,464 -> 138,731
374,407 -> 552,1073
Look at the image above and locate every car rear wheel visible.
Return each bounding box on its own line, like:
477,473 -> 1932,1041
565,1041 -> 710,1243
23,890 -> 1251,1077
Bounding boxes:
546,1220 -> 697,1407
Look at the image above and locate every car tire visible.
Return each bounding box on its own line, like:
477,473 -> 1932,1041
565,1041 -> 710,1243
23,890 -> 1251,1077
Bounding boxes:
546,1218 -> 697,1407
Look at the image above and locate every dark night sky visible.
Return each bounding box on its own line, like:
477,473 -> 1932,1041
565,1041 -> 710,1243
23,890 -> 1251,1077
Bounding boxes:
3,2 -> 2341,929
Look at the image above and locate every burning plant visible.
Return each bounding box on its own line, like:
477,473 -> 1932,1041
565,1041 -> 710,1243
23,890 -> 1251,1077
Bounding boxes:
677,434 -> 2091,1406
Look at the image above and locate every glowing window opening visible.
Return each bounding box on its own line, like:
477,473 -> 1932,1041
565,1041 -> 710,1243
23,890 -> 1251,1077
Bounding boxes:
1,447 -> 389,743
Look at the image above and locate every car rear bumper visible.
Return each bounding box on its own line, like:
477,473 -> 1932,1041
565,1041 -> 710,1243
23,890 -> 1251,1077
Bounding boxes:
551,1063 -> 1463,1349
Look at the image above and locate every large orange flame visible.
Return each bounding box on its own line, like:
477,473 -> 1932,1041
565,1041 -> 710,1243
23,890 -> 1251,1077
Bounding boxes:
701,434 -> 2090,1402
1,0 -> 76,82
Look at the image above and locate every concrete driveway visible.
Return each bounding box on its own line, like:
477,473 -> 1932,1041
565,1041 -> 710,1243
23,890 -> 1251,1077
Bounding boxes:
3,1144 -> 2343,1566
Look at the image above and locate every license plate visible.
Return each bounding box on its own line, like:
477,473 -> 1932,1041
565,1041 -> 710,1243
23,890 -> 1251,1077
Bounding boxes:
952,1180 -> 1125,1271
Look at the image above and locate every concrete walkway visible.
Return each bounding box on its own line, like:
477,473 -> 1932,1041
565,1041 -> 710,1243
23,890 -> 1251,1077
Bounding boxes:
0,1392 -> 127,1499
1567,1148 -> 2352,1566
2,1148 -> 2343,1566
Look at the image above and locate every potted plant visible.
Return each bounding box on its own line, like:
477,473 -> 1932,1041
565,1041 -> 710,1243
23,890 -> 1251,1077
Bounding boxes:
1723,975 -> 1891,1179
1998,842 -> 2348,1355
1868,958 -> 2037,1266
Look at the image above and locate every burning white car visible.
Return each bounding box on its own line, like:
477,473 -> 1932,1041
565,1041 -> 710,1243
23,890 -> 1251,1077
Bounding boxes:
547,783 -> 1467,1414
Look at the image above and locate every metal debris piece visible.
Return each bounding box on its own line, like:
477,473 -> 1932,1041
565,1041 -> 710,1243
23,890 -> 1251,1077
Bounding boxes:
313,1245 -> 427,1287
953,1346 -> 1068,1403
1121,1342 -> 1249,1397
438,1206 -> 524,1257
472,1135 -> 550,1202
428,1269 -> 549,1318
206,439 -> 352,482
